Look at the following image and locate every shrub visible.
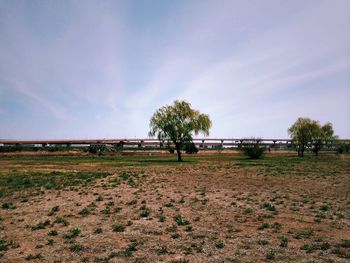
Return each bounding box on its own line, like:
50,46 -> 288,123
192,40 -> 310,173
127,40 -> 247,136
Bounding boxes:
88,144 -> 106,155
241,139 -> 266,159
184,142 -> 198,154
112,224 -> 125,232
337,143 -> 350,154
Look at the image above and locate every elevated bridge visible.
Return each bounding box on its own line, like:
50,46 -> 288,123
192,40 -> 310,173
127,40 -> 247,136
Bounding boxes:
0,138 -> 349,149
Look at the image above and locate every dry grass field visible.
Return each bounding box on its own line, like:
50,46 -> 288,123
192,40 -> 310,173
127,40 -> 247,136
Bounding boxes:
0,152 -> 349,262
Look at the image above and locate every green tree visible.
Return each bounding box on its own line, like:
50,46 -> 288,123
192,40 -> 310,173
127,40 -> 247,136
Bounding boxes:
288,117 -> 336,157
312,122 -> 336,155
149,100 -> 211,161
288,117 -> 319,157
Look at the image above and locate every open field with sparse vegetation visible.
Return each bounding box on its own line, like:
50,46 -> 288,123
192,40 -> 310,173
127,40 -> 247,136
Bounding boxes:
0,152 -> 350,262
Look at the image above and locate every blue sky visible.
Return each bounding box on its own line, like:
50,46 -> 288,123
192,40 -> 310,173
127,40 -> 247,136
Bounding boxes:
0,0 -> 349,139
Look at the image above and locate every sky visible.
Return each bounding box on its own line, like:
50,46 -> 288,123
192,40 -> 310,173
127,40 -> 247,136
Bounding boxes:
0,0 -> 349,140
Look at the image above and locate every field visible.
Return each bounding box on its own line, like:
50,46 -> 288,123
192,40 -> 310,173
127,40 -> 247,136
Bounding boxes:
0,152 -> 350,262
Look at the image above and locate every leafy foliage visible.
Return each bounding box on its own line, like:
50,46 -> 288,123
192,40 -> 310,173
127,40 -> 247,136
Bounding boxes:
88,144 -> 106,155
149,100 -> 211,161
241,139 -> 266,159
184,141 -> 198,154
288,117 -> 336,157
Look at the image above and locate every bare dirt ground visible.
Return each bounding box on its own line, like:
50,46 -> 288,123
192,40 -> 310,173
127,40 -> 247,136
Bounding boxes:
0,152 -> 349,262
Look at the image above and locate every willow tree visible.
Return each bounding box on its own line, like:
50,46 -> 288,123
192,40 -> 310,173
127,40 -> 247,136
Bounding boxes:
288,117 -> 318,157
149,100 -> 212,161
288,117 -> 336,157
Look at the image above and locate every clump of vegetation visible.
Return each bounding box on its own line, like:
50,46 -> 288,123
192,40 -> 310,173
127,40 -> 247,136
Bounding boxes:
0,238 -> 9,251
88,144 -> 106,155
48,205 -> 59,216
184,142 -> 198,154
266,250 -> 276,260
48,229 -> 58,236
139,205 -> 151,218
54,216 -> 69,226
94,227 -> 103,234
69,243 -> 85,252
79,207 -> 91,217
241,139 -> 266,159
174,215 -> 190,226
215,242 -> 225,249
112,224 -> 125,232
32,220 -> 51,231
124,240 -> 138,257
262,202 -> 277,212
63,228 -> 81,239
157,246 -> 168,255
337,143 -> 350,154
280,236 -> 288,247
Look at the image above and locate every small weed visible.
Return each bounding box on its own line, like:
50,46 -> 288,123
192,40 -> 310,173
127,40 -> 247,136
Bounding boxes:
79,207 -> 90,217
48,205 -> 59,216
54,217 -> 69,226
25,253 -> 44,260
112,224 -> 125,232
48,229 -> 58,236
215,242 -> 225,249
175,215 -> 190,226
94,227 -> 103,234
63,228 -> 81,239
32,220 -> 51,231
262,203 -> 277,212
280,236 -> 288,247
156,246 -> 168,254
69,243 -> 85,252
320,205 -> 330,211
258,222 -> 270,230
124,240 -> 137,257
266,250 -> 276,260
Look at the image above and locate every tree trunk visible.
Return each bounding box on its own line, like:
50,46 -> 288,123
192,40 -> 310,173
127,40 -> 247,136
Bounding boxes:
175,143 -> 182,162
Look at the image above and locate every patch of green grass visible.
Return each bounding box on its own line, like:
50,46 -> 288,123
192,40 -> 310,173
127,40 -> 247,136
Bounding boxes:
79,207 -> 90,217
32,220 -> 50,231
280,236 -> 288,247
266,250 -> 276,260
215,242 -> 225,249
139,205 -> 151,218
156,246 -> 168,255
69,243 -> 85,252
0,170 -> 110,196
63,228 -> 81,239
54,216 -> 69,226
174,215 -> 190,226
123,240 -> 138,257
112,224 -> 125,232
262,202 -> 277,212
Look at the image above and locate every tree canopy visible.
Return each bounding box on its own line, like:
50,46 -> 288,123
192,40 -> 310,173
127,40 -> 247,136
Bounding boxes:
149,100 -> 211,161
288,117 -> 336,157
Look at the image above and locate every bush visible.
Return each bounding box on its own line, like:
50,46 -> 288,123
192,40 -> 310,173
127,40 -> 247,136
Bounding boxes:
88,144 -> 106,155
241,140 -> 266,159
184,142 -> 198,154
337,143 -> 350,154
